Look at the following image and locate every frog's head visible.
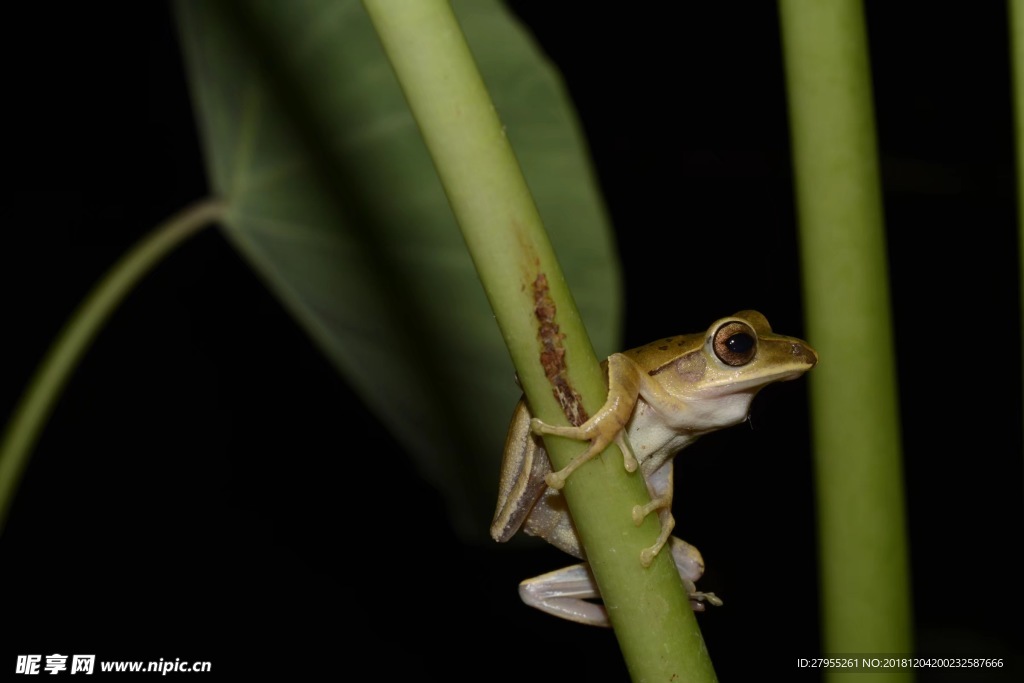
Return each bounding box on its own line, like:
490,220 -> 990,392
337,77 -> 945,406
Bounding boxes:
652,310 -> 817,430
697,310 -> 817,393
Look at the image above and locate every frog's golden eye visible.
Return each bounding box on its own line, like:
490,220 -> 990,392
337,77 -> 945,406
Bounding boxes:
713,321 -> 757,366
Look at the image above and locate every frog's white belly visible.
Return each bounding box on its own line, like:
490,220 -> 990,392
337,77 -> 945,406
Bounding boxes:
626,392 -> 756,473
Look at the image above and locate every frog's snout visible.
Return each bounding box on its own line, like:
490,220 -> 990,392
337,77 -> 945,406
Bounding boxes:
793,342 -> 818,368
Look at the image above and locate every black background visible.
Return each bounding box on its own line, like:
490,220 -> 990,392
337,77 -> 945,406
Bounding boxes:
2,2 -> 1021,681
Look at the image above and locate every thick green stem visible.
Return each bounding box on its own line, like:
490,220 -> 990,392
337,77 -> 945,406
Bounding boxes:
361,1 -> 715,680
779,2 -> 913,679
0,199 -> 224,533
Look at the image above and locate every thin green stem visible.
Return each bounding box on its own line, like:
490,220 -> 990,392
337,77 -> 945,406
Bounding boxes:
779,1 -> 913,677
361,1 -> 715,680
1010,0 -> 1024,461
0,199 -> 225,533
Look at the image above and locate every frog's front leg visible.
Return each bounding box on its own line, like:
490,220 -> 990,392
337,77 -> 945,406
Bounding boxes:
530,353 -> 645,489
518,537 -> 722,627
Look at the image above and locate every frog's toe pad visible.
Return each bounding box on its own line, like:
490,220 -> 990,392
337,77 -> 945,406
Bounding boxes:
631,505 -> 644,526
544,471 -> 567,489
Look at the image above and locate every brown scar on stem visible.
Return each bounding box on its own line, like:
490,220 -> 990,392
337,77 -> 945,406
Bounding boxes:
532,272 -> 588,427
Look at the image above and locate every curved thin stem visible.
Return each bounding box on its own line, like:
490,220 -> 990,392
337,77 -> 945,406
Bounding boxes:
0,199 -> 226,533
1010,0 -> 1024,459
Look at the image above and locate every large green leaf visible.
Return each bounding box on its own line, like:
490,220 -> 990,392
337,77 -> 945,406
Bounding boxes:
174,0 -> 622,537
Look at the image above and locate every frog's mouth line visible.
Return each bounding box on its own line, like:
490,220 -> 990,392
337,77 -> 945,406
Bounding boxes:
697,367 -> 812,396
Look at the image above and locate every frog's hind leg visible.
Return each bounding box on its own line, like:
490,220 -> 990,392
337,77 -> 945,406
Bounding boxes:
668,536 -> 723,610
491,400 -> 551,543
518,542 -> 721,627
518,563 -> 611,627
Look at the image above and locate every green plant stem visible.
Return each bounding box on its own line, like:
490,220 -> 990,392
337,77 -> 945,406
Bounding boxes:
361,1 -> 715,680
0,199 -> 225,533
779,1 -> 913,678
1010,0 -> 1024,458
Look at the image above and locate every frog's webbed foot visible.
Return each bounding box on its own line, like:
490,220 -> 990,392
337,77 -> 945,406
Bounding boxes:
689,590 -> 724,611
530,417 -> 638,489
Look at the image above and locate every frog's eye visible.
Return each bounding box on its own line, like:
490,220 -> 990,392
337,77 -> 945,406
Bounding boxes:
713,321 -> 757,366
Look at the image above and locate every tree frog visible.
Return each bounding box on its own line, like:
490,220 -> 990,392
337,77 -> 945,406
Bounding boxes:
490,310 -> 817,626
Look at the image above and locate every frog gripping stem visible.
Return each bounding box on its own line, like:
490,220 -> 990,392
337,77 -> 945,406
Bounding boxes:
496,312 -> 817,626
531,417 -> 638,489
